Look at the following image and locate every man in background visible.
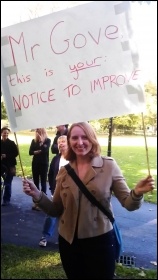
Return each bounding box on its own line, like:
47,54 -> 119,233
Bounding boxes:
51,124 -> 68,154
1,127 -> 19,206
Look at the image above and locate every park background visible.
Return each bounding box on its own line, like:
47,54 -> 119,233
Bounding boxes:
1,2 -> 157,279
3,128 -> 156,204
1,1 -> 157,203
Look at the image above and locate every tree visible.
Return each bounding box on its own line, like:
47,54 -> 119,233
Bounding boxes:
113,114 -> 141,131
144,81 -> 157,129
1,94 -> 8,120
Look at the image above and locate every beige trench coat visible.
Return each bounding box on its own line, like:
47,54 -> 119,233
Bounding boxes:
37,156 -> 143,244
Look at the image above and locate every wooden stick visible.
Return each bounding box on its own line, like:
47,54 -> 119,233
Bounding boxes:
141,112 -> 151,176
141,112 -> 153,195
14,132 -> 25,178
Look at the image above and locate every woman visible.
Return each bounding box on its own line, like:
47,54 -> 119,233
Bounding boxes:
29,128 -> 51,210
23,122 -> 154,279
39,135 -> 69,247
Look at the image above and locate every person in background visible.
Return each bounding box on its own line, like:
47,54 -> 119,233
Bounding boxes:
51,124 -> 68,154
39,135 -> 69,247
1,127 -> 19,206
29,128 -> 51,210
23,122 -> 154,279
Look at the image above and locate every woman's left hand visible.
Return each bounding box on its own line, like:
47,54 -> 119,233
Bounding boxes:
134,175 -> 155,196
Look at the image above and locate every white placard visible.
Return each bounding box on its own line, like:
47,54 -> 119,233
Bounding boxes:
1,1 -> 145,132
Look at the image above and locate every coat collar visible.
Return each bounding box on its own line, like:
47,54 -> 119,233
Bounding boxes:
70,155 -> 104,169
69,155 -> 104,185
91,155 -> 104,167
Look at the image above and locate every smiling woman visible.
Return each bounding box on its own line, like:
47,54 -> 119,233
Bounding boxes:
22,121 -> 155,279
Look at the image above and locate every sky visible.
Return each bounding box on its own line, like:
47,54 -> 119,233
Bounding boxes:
1,1 -> 157,84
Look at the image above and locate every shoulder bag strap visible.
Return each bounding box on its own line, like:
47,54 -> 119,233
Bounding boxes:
65,163 -> 115,224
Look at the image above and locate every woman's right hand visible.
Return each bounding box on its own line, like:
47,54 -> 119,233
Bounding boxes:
22,178 -> 41,201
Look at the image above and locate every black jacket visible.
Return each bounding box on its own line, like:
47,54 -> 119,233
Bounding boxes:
48,154 -> 61,195
1,138 -> 19,169
51,128 -> 68,154
29,138 -> 51,165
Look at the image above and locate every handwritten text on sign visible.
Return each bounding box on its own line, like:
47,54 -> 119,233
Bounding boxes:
1,1 -> 145,131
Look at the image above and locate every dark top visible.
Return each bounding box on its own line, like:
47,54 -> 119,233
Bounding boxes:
51,128 -> 68,154
48,153 -> 61,195
29,138 -> 51,165
1,138 -> 19,169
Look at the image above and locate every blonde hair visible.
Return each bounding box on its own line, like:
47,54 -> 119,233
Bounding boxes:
65,122 -> 101,161
34,128 -> 48,142
57,135 -> 68,154
57,135 -> 67,144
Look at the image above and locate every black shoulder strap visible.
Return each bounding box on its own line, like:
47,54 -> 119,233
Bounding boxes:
65,163 -> 114,224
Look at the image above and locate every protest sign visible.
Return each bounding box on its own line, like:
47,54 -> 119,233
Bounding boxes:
1,1 -> 145,131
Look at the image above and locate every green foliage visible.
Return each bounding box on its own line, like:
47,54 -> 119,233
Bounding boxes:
113,114 -> 141,130
144,82 -> 157,127
115,263 -> 157,279
1,98 -> 8,119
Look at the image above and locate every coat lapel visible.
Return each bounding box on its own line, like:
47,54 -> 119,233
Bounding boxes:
67,156 -> 104,186
61,156 -> 105,203
83,156 -> 104,185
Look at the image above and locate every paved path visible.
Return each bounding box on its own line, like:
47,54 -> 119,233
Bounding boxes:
1,176 -> 157,270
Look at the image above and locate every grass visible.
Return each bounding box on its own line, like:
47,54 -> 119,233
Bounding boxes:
16,144 -> 157,203
1,244 -> 66,279
102,146 -> 157,204
1,244 -> 157,279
